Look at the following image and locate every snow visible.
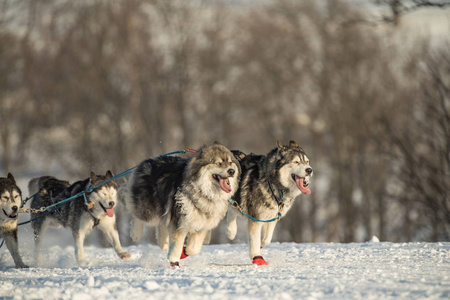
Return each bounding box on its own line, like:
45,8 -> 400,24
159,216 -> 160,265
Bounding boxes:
1,240 -> 449,299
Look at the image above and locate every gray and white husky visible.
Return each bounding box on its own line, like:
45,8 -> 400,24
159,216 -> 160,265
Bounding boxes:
28,171 -> 130,265
227,140 -> 313,265
119,142 -> 241,268
0,173 -> 28,268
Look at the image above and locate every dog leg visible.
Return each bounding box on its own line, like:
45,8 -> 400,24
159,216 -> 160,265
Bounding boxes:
167,230 -> 188,267
130,217 -> 144,242
4,230 -> 28,268
98,217 -> 130,260
72,230 -> 86,263
261,221 -> 277,248
185,231 -> 207,257
248,220 -> 267,265
157,223 -> 169,251
33,218 -> 50,266
73,215 -> 94,264
226,209 -> 238,240
203,230 -> 211,245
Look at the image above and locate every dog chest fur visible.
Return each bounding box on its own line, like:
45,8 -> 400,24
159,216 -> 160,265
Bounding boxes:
0,219 -> 18,234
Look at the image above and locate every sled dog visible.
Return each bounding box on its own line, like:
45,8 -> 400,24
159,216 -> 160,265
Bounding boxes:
228,140 -> 313,265
0,173 -> 29,268
119,142 -> 241,267
29,171 -> 130,265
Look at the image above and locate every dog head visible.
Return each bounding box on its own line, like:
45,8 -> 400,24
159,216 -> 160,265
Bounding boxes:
270,140 -> 313,195
0,173 -> 22,220
87,170 -> 118,218
192,141 -> 241,197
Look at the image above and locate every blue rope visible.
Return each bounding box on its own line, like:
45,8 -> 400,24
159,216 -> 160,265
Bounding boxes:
21,192 -> 38,208
228,198 -> 282,223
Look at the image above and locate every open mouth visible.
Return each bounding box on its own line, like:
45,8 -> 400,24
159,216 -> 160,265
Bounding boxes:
99,202 -> 115,218
291,174 -> 311,194
212,174 -> 232,193
2,209 -> 18,219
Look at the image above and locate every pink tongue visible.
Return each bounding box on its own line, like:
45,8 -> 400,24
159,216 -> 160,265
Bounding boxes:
106,208 -> 114,217
218,177 -> 232,193
295,176 -> 311,194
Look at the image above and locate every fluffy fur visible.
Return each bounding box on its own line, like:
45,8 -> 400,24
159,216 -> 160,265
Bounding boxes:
119,142 -> 241,267
227,140 -> 313,265
0,173 -> 28,268
29,171 -> 130,266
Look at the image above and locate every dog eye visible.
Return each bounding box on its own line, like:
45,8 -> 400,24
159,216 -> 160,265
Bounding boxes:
294,161 -> 300,165
216,162 -> 222,167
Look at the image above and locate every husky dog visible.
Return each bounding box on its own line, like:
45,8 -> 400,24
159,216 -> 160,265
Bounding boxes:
29,171 -> 130,265
0,173 -> 29,268
227,140 -> 313,265
119,142 -> 241,268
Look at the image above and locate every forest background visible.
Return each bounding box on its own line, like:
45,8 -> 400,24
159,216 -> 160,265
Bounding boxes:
1,0 -> 449,246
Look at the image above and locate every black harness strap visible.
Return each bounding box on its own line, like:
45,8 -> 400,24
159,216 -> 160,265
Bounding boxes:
84,193 -> 100,228
267,179 -> 284,208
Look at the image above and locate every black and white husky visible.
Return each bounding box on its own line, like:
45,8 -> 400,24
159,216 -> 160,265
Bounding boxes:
28,171 -> 130,265
0,173 -> 28,268
227,140 -> 313,265
119,142 -> 241,268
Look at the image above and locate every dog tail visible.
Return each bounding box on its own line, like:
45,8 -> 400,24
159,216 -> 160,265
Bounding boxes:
28,177 -> 43,198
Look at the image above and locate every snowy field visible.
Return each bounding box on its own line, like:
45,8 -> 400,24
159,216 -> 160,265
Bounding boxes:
0,239 -> 449,300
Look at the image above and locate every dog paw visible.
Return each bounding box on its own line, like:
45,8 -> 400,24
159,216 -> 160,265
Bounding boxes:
78,259 -> 93,267
16,263 -> 29,268
226,226 -> 237,240
78,260 -> 88,267
180,246 -> 188,260
35,253 -> 43,266
130,232 -> 141,242
252,256 -> 268,266
119,252 -> 131,260
130,219 -> 143,242
169,261 -> 180,269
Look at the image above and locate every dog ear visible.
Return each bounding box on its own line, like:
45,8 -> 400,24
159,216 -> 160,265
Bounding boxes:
202,143 -> 208,148
105,170 -> 114,179
213,141 -> 221,145
90,171 -> 97,182
7,173 -> 16,184
276,140 -> 285,150
289,140 -> 299,148
231,150 -> 246,161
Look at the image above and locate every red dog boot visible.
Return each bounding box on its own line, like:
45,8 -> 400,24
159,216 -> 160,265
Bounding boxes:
180,246 -> 189,259
252,256 -> 268,265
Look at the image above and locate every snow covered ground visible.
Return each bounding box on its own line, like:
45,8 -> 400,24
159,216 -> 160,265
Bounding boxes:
1,239 -> 449,300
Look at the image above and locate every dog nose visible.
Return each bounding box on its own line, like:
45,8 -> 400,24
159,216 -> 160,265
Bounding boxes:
12,206 -> 18,212
306,168 -> 313,175
109,201 -> 115,208
227,169 -> 235,176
